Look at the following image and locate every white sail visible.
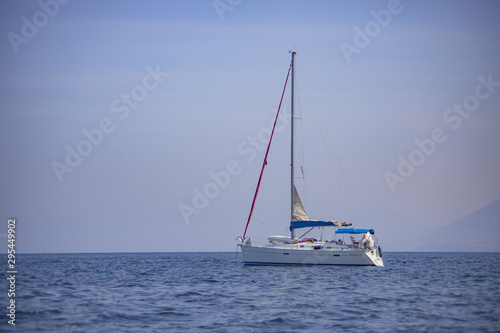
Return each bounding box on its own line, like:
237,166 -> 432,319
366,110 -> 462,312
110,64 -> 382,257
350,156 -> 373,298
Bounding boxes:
292,186 -> 309,221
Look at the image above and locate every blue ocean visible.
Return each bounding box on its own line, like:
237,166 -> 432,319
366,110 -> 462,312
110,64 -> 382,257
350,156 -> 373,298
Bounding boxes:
1,252 -> 499,332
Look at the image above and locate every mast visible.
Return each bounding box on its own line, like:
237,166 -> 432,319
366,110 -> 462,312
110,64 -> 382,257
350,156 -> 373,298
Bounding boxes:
290,51 -> 296,239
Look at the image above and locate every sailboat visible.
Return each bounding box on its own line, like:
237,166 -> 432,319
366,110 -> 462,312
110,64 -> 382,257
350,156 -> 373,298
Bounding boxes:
238,51 -> 383,267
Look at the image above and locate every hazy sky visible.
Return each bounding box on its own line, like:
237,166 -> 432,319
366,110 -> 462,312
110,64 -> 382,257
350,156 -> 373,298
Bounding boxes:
1,0 -> 499,253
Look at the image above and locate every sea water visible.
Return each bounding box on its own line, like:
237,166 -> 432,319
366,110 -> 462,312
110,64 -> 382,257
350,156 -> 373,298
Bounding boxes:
1,252 -> 499,332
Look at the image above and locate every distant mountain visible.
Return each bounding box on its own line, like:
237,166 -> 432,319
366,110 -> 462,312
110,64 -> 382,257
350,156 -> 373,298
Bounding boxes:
415,199 -> 500,252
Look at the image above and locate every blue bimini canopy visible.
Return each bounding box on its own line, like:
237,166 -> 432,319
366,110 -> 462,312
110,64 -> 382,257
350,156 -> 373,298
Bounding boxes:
289,221 -> 335,231
335,228 -> 375,235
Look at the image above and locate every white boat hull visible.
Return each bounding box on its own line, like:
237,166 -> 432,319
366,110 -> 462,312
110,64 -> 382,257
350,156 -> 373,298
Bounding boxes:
241,243 -> 383,267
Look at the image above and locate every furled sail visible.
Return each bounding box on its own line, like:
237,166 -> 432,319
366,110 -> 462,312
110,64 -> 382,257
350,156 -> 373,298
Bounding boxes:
292,186 -> 309,221
330,220 -> 352,227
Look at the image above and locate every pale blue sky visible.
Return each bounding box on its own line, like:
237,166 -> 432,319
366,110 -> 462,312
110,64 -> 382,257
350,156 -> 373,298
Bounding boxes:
1,0 -> 499,253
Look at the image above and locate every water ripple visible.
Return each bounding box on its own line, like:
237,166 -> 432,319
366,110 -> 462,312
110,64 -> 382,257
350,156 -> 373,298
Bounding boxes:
4,252 -> 499,332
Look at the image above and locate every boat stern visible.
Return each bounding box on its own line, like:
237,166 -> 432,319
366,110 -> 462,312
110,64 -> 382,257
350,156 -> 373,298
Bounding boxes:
365,247 -> 384,267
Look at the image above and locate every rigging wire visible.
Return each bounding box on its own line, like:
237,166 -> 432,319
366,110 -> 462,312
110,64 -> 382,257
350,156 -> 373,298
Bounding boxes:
252,215 -> 281,235
296,58 -> 365,224
297,227 -> 314,240
294,72 -> 307,203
